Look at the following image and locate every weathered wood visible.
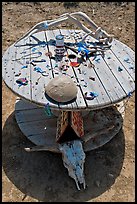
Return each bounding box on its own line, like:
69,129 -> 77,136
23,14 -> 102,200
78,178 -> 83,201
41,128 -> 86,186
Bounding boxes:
3,45 -> 17,89
15,98 -> 40,110
2,29 -> 135,111
112,39 -> 135,62
82,123 -> 114,143
15,107 -> 56,123
66,29 -> 112,108
110,39 -> 135,81
46,29 -> 72,110
103,49 -> 135,94
84,33 -> 128,103
12,37 -> 32,100
28,31 -> 59,109
15,99 -> 123,153
53,29 -> 87,109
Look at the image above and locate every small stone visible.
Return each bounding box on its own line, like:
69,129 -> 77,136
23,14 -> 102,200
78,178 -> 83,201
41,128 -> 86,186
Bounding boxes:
118,17 -> 122,20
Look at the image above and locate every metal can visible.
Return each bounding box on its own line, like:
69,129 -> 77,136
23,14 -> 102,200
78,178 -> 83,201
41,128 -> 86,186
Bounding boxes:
55,35 -> 65,56
56,35 -> 64,47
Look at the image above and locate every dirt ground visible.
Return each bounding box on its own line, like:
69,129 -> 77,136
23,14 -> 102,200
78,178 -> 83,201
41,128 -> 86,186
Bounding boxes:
2,2 -> 135,202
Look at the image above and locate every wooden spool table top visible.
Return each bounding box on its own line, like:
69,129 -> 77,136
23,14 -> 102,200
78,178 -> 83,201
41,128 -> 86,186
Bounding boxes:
2,29 -> 135,111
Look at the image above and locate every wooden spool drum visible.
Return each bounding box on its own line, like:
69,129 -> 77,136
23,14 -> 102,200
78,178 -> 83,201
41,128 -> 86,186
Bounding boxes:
15,98 -> 123,153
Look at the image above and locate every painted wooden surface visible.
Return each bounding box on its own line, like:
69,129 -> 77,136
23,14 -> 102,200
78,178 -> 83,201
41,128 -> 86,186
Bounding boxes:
2,29 -> 135,111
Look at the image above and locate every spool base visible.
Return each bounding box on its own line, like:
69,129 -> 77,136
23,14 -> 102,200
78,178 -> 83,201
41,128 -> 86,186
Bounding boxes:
15,98 -> 123,153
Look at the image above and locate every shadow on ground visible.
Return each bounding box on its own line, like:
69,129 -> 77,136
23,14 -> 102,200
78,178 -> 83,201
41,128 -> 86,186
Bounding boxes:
2,111 -> 125,202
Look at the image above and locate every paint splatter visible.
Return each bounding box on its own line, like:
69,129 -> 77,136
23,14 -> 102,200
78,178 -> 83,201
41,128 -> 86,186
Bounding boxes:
44,103 -> 52,117
32,48 -> 37,52
118,66 -> 123,72
124,57 -> 130,63
95,57 -> 100,63
89,76 -> 95,81
70,62 -> 80,67
128,92 -> 132,97
21,65 -> 28,69
16,78 -> 28,87
84,92 -> 98,100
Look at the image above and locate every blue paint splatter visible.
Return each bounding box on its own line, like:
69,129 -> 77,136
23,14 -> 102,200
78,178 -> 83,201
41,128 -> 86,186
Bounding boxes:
44,22 -> 48,29
21,65 -> 28,69
95,58 -> 100,63
46,64 -> 50,68
128,92 -> 132,97
32,48 -> 37,52
124,58 -> 130,63
44,103 -> 52,117
34,67 -> 45,73
118,66 -> 123,72
84,92 -> 98,100
90,92 -> 98,97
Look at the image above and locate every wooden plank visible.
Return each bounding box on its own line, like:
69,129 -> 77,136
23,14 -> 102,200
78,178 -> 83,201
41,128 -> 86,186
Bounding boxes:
17,119 -> 57,136
74,29 -> 135,96
28,31 -> 59,109
15,98 -> 39,110
2,46 -> 12,79
110,39 -> 135,81
50,29 -> 74,110
112,39 -> 135,62
63,29 -> 99,108
11,37 -> 32,100
15,107 -> 56,123
45,29 -> 68,110
81,32 -> 127,104
59,29 -> 91,109
2,44 -> 17,89
26,133 -> 57,146
45,29 -> 81,110
67,29 -> 112,109
52,29 -> 81,110
103,49 -> 135,94
15,99 -> 57,147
